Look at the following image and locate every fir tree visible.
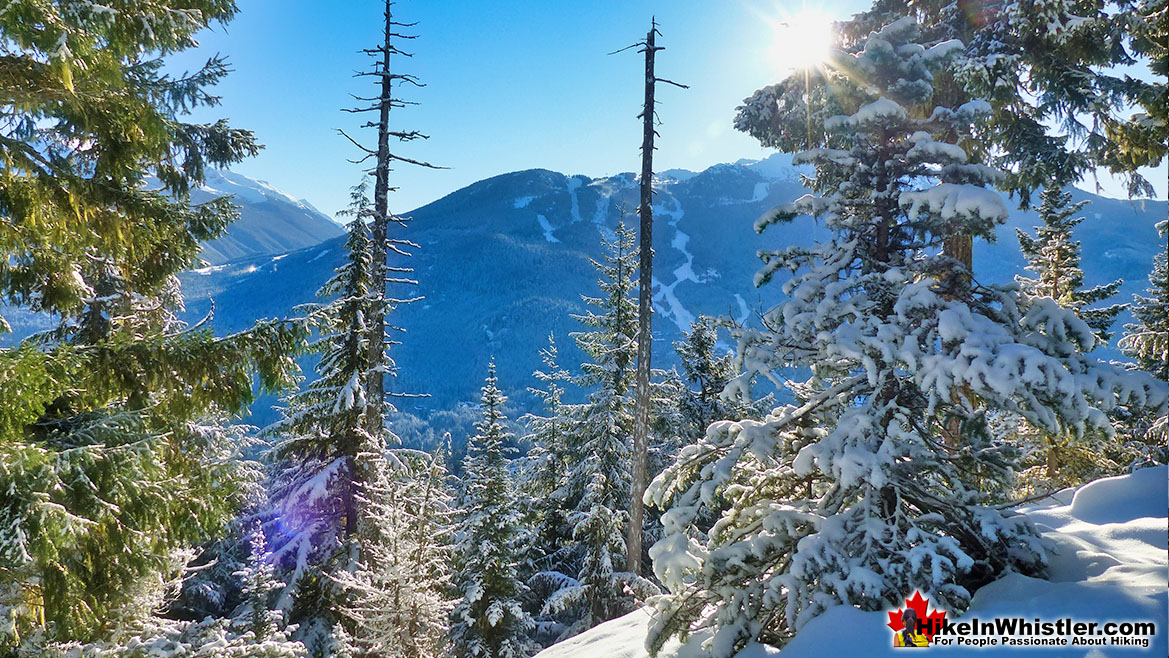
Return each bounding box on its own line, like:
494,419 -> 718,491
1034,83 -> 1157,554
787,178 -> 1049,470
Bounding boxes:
451,362 -> 536,658
265,190 -> 380,621
541,224 -> 659,637
1120,220 -> 1169,382
647,18 -> 1168,657
233,523 -> 291,644
1014,180 -> 1128,485
1115,219 -> 1169,461
1016,182 -> 1125,341
331,443 -> 455,658
674,317 -> 770,439
0,2 -> 305,649
519,335 -> 578,586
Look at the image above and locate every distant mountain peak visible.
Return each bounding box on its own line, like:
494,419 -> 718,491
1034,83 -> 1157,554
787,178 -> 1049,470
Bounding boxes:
190,169 -> 344,265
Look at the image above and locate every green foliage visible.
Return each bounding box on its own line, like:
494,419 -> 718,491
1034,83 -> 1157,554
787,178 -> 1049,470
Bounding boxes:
737,0 -> 1167,203
1013,181 -> 1128,487
451,362 -> 535,658
0,1 -> 306,649
1120,220 -> 1169,381
1016,182 -> 1125,342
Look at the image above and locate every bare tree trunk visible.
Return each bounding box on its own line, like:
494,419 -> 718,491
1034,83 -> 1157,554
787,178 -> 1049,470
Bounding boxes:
365,0 -> 394,443
627,21 -> 659,578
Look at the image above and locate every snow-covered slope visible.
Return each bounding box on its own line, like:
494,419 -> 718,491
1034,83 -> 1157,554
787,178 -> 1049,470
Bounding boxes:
177,154 -> 1165,428
534,466 -> 1169,658
189,169 -> 342,264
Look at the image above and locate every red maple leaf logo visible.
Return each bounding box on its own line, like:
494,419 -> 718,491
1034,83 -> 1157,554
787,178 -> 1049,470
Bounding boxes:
887,590 -> 947,641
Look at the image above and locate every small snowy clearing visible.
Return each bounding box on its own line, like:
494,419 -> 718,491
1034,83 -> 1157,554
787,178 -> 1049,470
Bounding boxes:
537,215 -> 561,243
535,467 -> 1168,658
515,195 -> 536,209
192,264 -> 227,275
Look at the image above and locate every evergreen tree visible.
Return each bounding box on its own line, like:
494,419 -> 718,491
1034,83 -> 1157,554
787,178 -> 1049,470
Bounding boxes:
331,443 -> 455,658
265,191 -> 380,637
647,18 -> 1168,657
736,0 -> 1167,202
1016,182 -> 1125,341
673,317 -> 770,439
0,2 -> 305,649
1115,219 -> 1169,461
519,335 -> 578,585
451,362 -> 536,658
540,224 -> 658,637
1014,181 -> 1128,485
234,523 -> 288,643
1120,220 -> 1169,382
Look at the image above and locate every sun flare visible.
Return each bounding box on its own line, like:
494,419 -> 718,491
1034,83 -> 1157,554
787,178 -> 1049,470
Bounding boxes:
769,9 -> 836,73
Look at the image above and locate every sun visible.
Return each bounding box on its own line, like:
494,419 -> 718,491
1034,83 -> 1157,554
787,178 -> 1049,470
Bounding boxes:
769,8 -> 837,73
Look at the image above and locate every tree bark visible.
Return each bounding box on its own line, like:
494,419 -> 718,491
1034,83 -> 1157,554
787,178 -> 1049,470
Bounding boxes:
365,0 -> 394,442
627,22 -> 658,577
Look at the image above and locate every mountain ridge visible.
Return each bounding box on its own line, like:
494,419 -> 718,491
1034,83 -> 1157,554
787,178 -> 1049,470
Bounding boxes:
178,155 -> 1166,429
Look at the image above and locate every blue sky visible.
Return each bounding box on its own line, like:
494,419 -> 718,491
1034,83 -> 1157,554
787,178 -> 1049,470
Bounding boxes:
172,0 -> 1166,220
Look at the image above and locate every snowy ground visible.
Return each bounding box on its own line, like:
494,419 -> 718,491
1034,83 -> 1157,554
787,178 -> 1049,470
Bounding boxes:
535,467 -> 1168,657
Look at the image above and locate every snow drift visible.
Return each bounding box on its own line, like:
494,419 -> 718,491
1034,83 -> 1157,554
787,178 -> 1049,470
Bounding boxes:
534,466 -> 1168,658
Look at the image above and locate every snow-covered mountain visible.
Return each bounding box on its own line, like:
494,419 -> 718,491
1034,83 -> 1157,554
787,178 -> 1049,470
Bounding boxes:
190,169 -> 342,264
177,154 -> 1167,427
533,466 -> 1169,658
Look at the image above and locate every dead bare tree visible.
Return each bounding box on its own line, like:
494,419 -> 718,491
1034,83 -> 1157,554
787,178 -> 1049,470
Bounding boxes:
614,18 -> 687,576
339,0 -> 440,442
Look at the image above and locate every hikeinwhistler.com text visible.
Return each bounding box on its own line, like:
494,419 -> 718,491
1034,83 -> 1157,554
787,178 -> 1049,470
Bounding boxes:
921,617 -> 1157,649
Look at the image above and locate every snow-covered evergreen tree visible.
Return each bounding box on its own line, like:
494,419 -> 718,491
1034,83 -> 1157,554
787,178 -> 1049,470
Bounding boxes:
1115,219 -> 1169,461
738,0 -> 1166,202
265,183 -> 445,656
647,17 -> 1168,657
265,190 -> 380,634
538,224 -> 659,637
1016,182 -> 1125,341
1120,220 -> 1169,382
451,362 -> 536,658
674,317 -> 770,440
331,443 -> 455,658
519,336 -> 579,597
234,523 -> 289,643
1012,180 -> 1129,485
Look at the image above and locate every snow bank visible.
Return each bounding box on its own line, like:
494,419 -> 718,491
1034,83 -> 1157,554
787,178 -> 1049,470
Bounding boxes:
535,467 -> 1168,658
530,608 -> 778,658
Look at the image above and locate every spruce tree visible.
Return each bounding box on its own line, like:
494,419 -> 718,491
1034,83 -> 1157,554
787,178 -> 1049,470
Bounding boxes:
1115,219 -> 1169,461
266,183 -> 447,656
1014,181 -> 1128,484
1016,182 -> 1125,341
265,190 -> 379,626
331,443 -> 455,658
451,362 -> 536,658
0,2 -> 305,649
540,224 -> 658,636
647,18 -> 1168,657
674,317 -> 770,439
233,523 -> 292,645
1120,220 -> 1169,382
519,335 -> 578,584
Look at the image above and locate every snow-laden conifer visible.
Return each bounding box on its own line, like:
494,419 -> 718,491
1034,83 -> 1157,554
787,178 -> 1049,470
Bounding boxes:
1121,220 -> 1169,382
538,224 -> 659,638
451,362 -> 537,658
1016,182 -> 1125,341
647,17 -> 1168,657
